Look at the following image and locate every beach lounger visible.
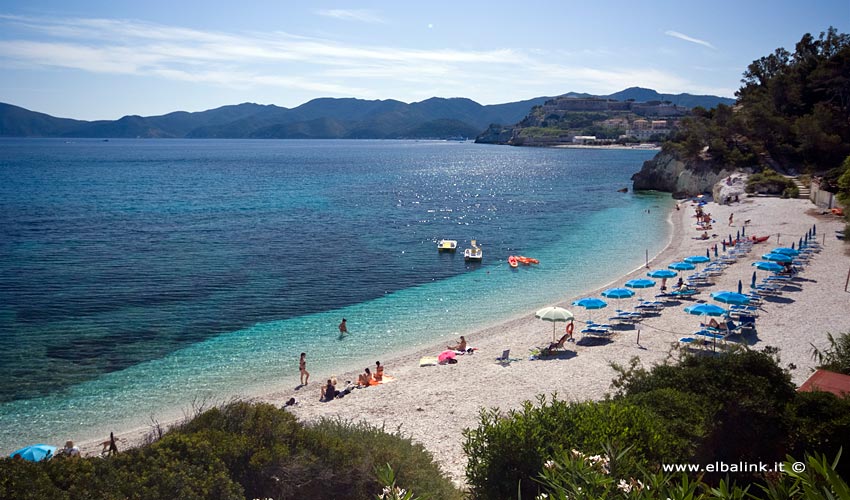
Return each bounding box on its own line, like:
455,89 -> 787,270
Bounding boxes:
729,304 -> 759,316
496,349 -> 510,362
678,336 -> 711,350
581,326 -> 612,337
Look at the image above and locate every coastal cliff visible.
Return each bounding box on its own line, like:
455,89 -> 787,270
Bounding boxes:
631,150 -> 752,197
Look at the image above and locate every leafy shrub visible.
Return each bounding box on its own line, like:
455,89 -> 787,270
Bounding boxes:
282,418 -> 462,500
811,332 -> 850,375
0,402 -> 460,500
787,389 -> 850,480
535,447 -> 850,500
611,349 -> 797,481
745,168 -> 798,195
462,396 -> 674,500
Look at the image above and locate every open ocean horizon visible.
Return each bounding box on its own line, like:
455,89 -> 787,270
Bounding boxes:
0,138 -> 671,452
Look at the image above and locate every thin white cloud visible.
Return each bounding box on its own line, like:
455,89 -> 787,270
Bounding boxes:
0,14 -> 728,103
315,9 -> 385,24
664,30 -> 716,50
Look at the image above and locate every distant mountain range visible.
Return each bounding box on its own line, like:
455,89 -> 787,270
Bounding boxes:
0,88 -> 734,139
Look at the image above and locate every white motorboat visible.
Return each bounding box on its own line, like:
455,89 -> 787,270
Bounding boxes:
464,240 -> 483,261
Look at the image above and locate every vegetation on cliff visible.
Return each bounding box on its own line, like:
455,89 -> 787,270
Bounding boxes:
661,28 -> 850,181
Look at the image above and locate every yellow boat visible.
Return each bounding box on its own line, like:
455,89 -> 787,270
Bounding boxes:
437,239 -> 457,252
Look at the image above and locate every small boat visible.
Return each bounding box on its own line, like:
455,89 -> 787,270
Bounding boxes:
508,255 -> 518,268
464,240 -> 483,262
750,235 -> 770,243
437,239 -> 457,252
515,256 -> 539,265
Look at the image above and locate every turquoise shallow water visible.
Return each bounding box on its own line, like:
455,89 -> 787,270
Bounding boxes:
0,139 -> 670,451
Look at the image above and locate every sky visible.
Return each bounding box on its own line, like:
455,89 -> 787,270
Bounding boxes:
0,0 -> 847,120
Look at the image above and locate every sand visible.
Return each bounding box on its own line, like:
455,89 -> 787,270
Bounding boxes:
79,196 -> 850,486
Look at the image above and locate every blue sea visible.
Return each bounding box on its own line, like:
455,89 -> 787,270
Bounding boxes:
0,138 -> 670,451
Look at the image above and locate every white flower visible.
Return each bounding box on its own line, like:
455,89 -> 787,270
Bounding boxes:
617,479 -> 632,493
544,459 -> 556,469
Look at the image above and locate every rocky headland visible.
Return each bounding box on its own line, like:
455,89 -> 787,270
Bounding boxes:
631,150 -> 755,198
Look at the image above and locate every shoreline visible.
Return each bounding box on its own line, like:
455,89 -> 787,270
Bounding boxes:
77,196 -> 849,486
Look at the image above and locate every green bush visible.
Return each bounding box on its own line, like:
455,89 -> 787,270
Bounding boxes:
285,418 -> 462,500
0,402 -> 460,500
745,169 -> 798,195
811,332 -> 850,375
462,396 -> 674,500
534,447 -> 850,500
611,349 -> 797,481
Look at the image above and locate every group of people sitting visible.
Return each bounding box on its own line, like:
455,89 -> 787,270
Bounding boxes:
320,361 -> 385,402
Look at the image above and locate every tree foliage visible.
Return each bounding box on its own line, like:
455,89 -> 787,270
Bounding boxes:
667,27 -> 850,173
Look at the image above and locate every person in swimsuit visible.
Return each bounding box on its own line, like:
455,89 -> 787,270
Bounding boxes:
374,361 -> 384,382
299,352 -> 309,385
447,335 -> 466,351
339,318 -> 348,336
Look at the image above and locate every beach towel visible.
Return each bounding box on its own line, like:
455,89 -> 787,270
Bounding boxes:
419,356 -> 438,367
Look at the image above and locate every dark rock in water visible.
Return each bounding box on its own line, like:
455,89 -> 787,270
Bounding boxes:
617,187 -> 628,193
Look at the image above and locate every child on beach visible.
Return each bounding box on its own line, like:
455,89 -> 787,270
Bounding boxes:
299,353 -> 309,385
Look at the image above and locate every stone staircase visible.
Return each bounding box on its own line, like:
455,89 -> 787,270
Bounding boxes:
785,175 -> 811,199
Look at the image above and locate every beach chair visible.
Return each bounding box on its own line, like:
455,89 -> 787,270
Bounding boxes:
541,333 -> 570,356
678,336 -> 711,350
496,349 -> 510,362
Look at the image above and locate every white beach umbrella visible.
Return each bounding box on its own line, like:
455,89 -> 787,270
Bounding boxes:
535,306 -> 574,342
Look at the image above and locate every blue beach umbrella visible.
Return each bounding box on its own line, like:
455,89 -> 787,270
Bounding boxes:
714,245 -> 718,257
684,303 -> 728,350
753,261 -> 784,272
684,255 -> 710,264
772,247 -> 799,256
742,225 -> 746,236
737,280 -> 743,294
711,291 -> 751,306
669,261 -> 696,271
572,297 -> 608,324
762,253 -> 793,263
706,248 -> 710,259
602,288 -> 635,299
736,230 -> 740,241
625,278 -> 656,289
10,444 -> 56,462
751,271 -> 757,288
602,287 -> 635,310
647,269 -> 677,279
572,297 -> 608,310
813,224 -> 817,236
684,303 -> 727,317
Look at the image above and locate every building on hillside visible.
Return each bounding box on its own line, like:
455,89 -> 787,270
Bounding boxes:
572,135 -> 597,144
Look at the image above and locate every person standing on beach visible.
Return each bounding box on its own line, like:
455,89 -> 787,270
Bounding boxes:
339,318 -> 348,336
299,352 -> 309,385
729,213 -> 734,226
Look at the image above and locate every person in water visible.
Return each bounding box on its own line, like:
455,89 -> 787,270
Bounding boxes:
339,318 -> 348,336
